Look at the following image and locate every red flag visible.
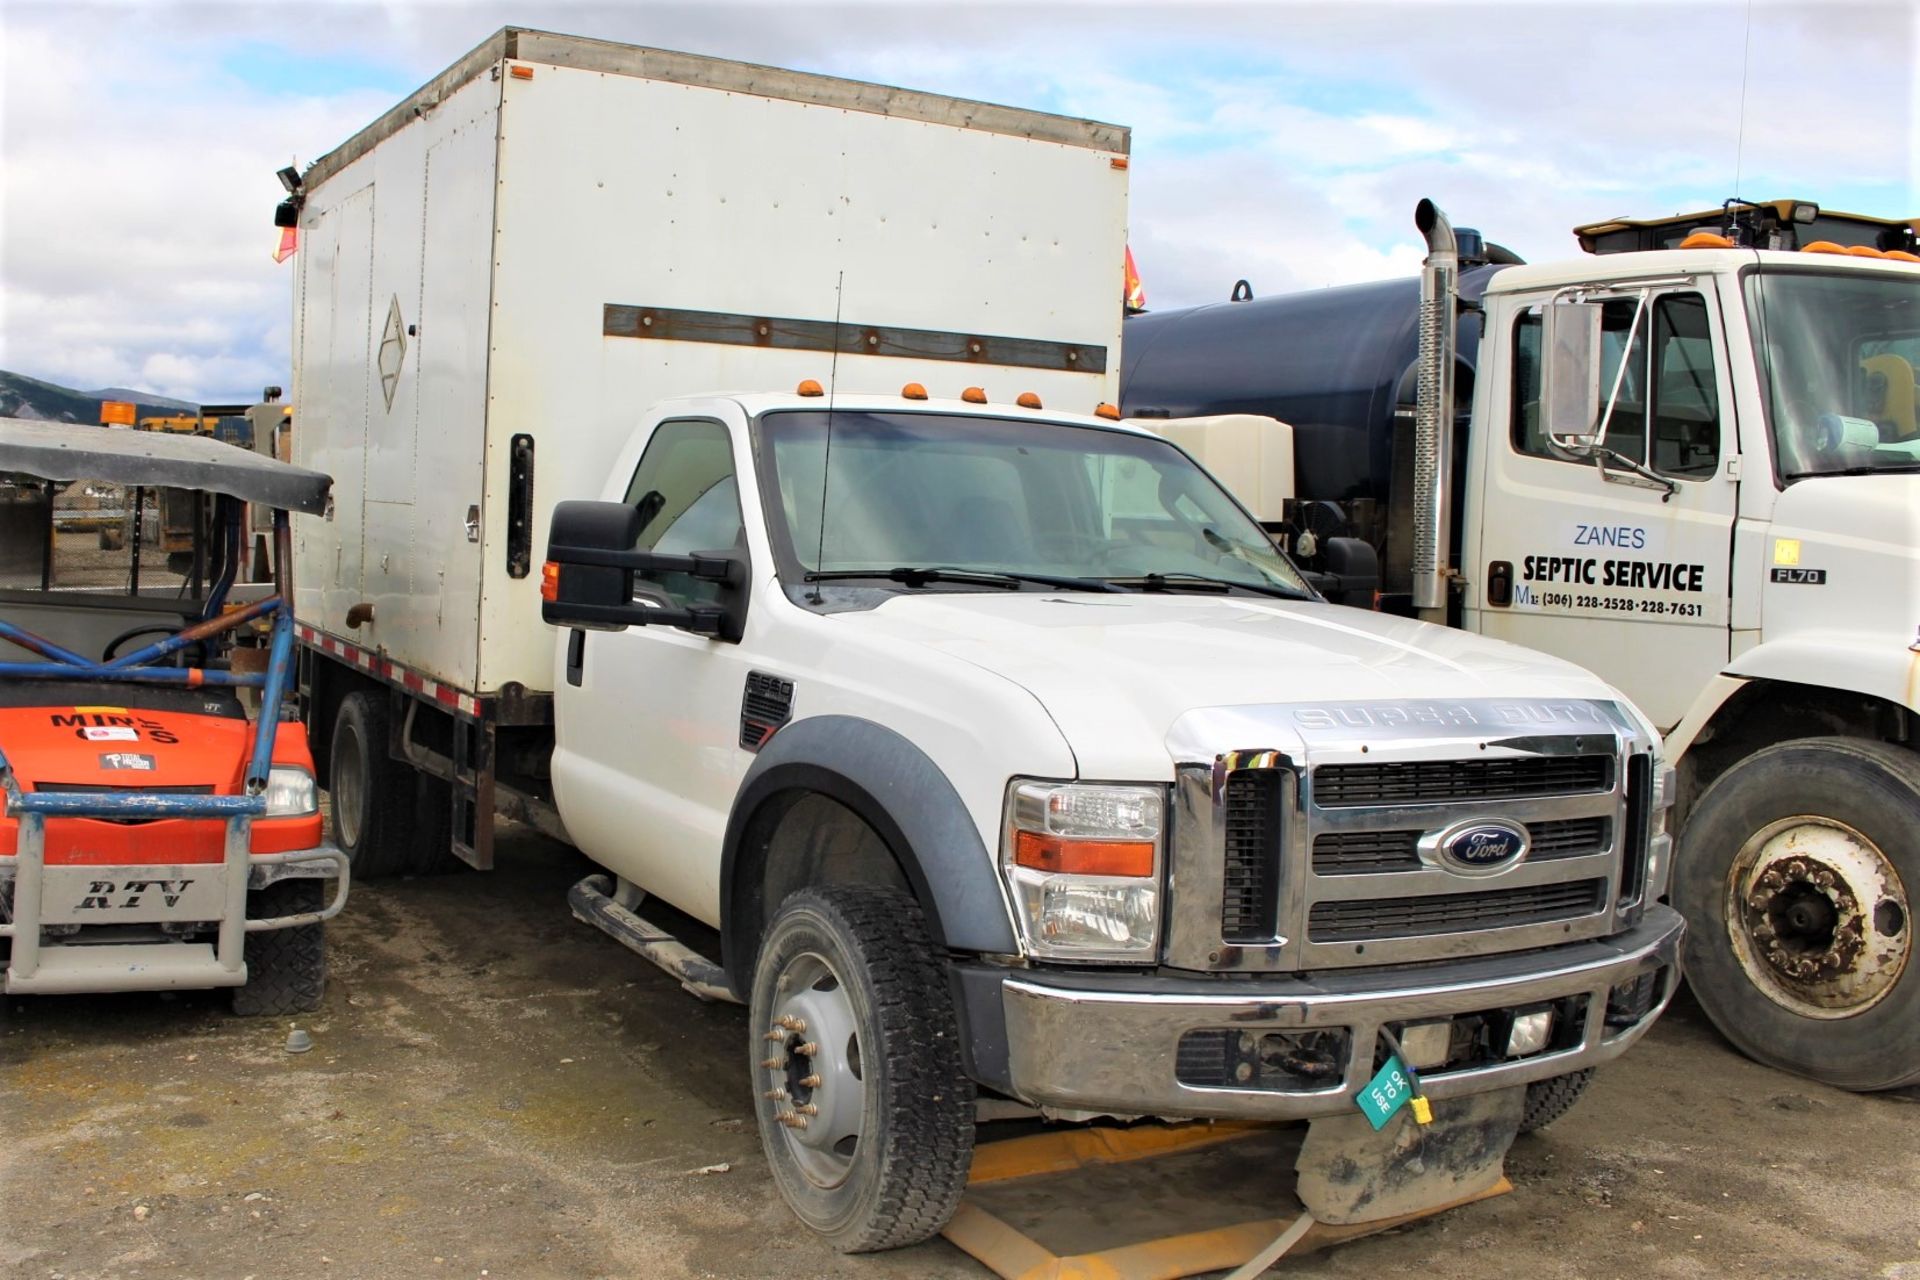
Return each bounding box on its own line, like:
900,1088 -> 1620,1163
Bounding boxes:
1124,245 -> 1146,313
273,225 -> 299,264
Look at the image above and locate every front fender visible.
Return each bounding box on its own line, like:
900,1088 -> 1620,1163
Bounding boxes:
1725,633 -> 1920,718
719,715 -> 1019,981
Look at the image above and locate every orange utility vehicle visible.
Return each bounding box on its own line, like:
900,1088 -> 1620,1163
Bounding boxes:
0,418 -> 347,1012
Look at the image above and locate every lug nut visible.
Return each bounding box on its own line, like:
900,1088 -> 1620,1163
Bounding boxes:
761,1056 -> 785,1070
796,1103 -> 819,1116
778,1015 -> 808,1033
796,1041 -> 819,1057
763,1088 -> 788,1101
763,1029 -> 786,1042
799,1074 -> 822,1089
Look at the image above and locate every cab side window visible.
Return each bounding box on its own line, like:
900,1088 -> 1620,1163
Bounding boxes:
1511,292 -> 1721,480
621,419 -> 743,608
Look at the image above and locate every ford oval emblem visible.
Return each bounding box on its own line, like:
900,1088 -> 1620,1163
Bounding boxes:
1439,821 -> 1529,873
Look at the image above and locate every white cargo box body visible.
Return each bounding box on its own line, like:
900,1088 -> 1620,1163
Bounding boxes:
291,27 -> 1130,698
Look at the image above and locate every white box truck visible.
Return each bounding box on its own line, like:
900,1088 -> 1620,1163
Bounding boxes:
288,29 -> 1683,1252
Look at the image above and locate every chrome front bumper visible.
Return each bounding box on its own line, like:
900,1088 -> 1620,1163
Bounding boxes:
993,905 -> 1684,1120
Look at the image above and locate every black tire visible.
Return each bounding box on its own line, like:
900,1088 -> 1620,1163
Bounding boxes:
232,878 -> 326,1016
1519,1069 -> 1593,1132
749,884 -> 975,1253
407,773 -> 466,876
328,691 -> 418,878
1675,737 -> 1920,1091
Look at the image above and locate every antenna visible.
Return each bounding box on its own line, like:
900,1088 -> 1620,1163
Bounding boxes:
1732,0 -> 1754,194
807,271 -> 846,604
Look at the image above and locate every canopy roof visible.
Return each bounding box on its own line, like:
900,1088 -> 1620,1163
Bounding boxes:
0,417 -> 331,514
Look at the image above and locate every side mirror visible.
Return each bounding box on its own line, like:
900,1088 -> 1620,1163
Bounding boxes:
542,499 -> 748,643
1320,536 -> 1379,607
1540,300 -> 1604,447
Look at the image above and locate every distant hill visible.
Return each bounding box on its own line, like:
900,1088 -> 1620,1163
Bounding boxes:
90,386 -> 199,411
0,371 -> 201,424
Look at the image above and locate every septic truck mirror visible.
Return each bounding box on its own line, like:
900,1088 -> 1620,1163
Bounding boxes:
542,499 -> 748,642
1541,300 -> 1604,449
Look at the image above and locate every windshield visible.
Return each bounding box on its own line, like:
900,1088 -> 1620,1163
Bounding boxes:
1745,269 -> 1920,480
758,410 -> 1311,596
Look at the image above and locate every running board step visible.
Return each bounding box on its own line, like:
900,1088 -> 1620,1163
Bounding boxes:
567,874 -> 739,1004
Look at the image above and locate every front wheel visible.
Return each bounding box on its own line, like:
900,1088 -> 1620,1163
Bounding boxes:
232,878 -> 326,1016
749,885 -> 975,1252
1675,737 -> 1918,1090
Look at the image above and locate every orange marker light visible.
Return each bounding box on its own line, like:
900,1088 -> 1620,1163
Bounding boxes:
1014,831 -> 1154,877
1016,391 -> 1043,409
961,386 -> 988,404
1885,250 -> 1920,263
797,379 -> 825,397
509,65 -> 534,80
901,382 -> 928,400
1803,241 -> 1848,255
1679,231 -> 1733,249
540,561 -> 561,602
1845,245 -> 1888,258
1094,402 -> 1121,421
1110,156 -> 1130,170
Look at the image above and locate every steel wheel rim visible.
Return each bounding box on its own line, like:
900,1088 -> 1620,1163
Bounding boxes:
760,949 -> 865,1190
334,724 -> 365,850
1725,814 -> 1911,1019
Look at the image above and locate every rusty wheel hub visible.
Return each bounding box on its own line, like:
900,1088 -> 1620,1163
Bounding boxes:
1728,816 -> 1910,1018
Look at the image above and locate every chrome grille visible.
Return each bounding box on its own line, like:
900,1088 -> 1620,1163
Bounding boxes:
1308,879 -> 1608,942
1312,816 -> 1610,874
1312,755 -> 1613,807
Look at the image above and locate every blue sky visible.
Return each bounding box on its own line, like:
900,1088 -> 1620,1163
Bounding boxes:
0,1 -> 1912,403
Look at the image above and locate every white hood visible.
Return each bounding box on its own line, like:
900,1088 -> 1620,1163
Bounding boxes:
840,593 -> 1622,778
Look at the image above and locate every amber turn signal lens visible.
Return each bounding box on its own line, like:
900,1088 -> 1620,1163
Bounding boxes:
1094,402 -> 1121,420
1016,391 -> 1043,409
1013,831 -> 1154,877
797,379 -> 825,397
509,65 -> 534,80
540,561 -> 560,602
901,382 -> 928,400
961,386 -> 988,404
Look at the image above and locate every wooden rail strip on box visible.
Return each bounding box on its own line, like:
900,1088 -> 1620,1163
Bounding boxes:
604,303 -> 1107,375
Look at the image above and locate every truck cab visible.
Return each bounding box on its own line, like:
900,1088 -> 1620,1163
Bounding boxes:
1121,199 -> 1920,1091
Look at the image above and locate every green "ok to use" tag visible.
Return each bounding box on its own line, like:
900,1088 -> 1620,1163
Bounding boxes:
1356,1054 -> 1413,1130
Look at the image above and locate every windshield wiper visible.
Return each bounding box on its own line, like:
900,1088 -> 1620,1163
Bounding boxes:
802,566 -> 1123,592
1105,572 -> 1307,600
1784,463 -> 1920,481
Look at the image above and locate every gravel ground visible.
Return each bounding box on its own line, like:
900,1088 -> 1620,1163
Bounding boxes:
3,823 -> 1917,1280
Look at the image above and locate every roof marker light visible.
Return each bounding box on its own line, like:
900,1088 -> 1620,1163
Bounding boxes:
1803,241 -> 1849,255
1016,392 -> 1043,409
1680,231 -> 1734,249
1845,245 -> 1889,259
1885,250 -> 1920,263
797,379 -> 825,397
961,386 -> 988,404
901,382 -> 928,400
509,65 -> 534,80
1094,403 -> 1121,421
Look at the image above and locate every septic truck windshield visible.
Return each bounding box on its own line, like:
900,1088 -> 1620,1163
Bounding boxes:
758,409 -> 1312,597
1745,269 -> 1920,481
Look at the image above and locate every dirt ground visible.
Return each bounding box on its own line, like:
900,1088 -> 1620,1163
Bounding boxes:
3,823 -> 1917,1280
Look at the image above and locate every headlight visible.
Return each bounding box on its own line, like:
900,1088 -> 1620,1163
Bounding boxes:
263,766 -> 319,817
1000,781 -> 1163,962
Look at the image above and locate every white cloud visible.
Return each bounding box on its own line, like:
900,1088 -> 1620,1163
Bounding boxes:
0,0 -> 1912,399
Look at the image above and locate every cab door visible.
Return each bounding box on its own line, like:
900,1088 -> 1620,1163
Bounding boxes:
549,410 -> 760,925
1463,284 -> 1738,730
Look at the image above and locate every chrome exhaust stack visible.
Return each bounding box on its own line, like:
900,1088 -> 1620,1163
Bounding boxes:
1412,198 -> 1457,622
